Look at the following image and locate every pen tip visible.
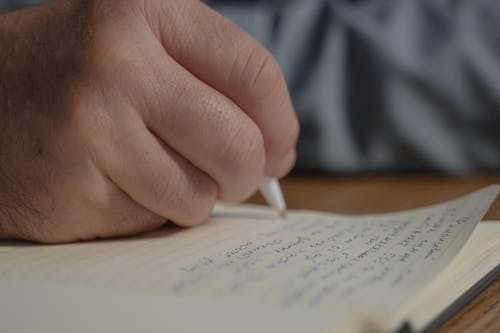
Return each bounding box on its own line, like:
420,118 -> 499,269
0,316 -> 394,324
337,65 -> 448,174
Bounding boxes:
278,209 -> 287,218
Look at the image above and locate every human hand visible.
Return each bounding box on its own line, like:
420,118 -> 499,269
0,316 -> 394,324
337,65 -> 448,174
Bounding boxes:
0,0 -> 298,243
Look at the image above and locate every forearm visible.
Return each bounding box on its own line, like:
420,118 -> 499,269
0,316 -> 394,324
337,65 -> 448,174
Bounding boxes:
0,5 -> 55,240
0,1 -> 91,241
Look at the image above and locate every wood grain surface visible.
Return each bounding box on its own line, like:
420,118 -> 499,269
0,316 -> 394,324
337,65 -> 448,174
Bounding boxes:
247,173 -> 500,333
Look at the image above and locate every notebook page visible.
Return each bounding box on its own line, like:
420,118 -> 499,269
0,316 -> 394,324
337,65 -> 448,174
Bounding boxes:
401,222 -> 500,331
0,185 -> 498,332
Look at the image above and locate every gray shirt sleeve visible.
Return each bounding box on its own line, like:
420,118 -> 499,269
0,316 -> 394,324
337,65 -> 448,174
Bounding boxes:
208,0 -> 500,173
0,0 -> 45,13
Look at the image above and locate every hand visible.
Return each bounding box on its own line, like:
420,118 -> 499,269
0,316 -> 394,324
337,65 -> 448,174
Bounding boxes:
0,0 -> 298,243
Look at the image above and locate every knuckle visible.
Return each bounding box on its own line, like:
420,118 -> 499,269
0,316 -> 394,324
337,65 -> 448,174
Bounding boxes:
90,40 -> 143,83
241,46 -> 284,99
84,24 -> 146,83
218,120 -> 265,180
66,98 -> 114,161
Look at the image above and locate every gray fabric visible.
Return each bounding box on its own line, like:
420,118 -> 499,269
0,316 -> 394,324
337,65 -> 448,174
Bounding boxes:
209,0 -> 500,173
2,0 -> 500,173
0,0 -> 43,12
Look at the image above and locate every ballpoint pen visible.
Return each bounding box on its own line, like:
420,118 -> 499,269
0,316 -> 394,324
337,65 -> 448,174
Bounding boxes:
259,177 -> 287,217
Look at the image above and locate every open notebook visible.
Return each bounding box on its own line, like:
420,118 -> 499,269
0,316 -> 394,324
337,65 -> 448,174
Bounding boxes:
1,186 -> 499,333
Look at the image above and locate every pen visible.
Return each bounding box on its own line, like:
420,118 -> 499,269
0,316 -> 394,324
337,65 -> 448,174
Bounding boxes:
259,177 -> 287,217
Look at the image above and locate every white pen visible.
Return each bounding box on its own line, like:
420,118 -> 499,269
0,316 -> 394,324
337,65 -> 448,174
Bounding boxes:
259,177 -> 287,217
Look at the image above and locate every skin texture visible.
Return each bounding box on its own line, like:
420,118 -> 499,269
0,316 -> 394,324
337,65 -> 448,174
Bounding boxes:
0,0 -> 299,243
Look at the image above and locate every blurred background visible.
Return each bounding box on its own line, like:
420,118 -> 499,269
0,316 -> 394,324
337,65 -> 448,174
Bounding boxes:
207,0 -> 500,174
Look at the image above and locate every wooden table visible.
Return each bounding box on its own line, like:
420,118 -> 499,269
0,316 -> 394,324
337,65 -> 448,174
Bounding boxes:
248,173 -> 500,333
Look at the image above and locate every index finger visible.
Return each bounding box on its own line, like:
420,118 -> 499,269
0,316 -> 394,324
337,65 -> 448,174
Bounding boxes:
148,0 -> 299,176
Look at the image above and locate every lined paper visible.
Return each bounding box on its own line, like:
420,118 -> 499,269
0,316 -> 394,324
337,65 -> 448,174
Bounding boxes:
0,185 -> 498,332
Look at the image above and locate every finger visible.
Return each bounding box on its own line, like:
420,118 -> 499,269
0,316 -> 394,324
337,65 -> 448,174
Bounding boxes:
135,48 -> 266,202
95,109 -> 218,227
148,0 -> 299,177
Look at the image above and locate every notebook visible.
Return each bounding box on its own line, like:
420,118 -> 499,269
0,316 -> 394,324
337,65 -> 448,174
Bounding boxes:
1,185 -> 499,333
